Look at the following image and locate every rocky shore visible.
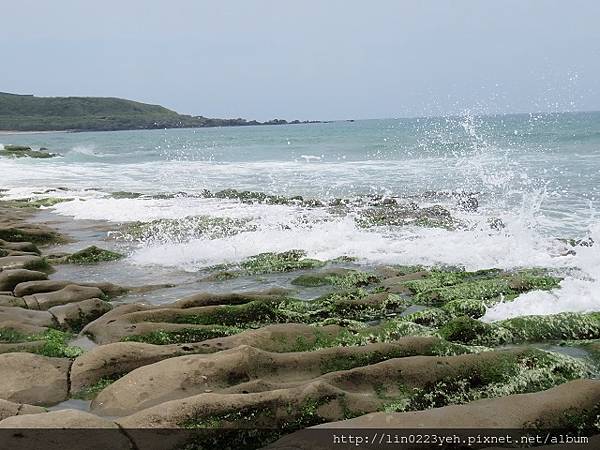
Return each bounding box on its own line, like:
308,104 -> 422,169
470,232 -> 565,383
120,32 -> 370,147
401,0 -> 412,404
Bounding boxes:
0,198 -> 598,449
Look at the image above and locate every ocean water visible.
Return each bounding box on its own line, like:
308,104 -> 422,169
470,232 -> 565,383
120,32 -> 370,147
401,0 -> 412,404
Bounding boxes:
1,112 -> 599,320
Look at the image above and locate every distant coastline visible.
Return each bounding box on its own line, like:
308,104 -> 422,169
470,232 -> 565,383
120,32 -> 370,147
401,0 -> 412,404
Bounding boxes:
0,92 -> 322,133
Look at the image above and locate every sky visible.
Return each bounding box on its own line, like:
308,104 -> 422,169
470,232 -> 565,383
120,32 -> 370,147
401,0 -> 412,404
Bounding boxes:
1,0 -> 599,121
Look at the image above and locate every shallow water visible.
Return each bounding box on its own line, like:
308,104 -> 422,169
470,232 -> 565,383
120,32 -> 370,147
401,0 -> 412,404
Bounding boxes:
1,113 -> 599,319
47,399 -> 91,412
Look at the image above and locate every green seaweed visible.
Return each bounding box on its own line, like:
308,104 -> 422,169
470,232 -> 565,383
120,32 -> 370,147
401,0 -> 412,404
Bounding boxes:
240,250 -> 325,274
0,328 -> 83,358
65,246 -> 124,264
401,270 -> 560,306
291,270 -> 379,289
0,197 -> 71,209
439,312 -> 600,346
72,376 -> 121,400
385,349 -> 588,412
0,145 -> 57,158
0,227 -> 63,244
121,326 -> 241,345
120,215 -> 255,241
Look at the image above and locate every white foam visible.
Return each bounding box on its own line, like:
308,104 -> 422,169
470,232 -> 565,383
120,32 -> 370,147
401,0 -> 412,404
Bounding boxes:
128,212 -> 574,273
50,196 -> 329,224
483,223 -> 600,321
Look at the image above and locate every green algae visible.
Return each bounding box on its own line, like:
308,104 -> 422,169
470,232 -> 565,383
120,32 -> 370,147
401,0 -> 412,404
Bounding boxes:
401,269 -> 560,306
21,256 -> 52,272
0,145 -> 57,159
172,301 -> 286,327
384,349 -> 588,412
441,298 -> 488,319
401,268 -> 500,293
0,328 -> 83,358
319,348 -> 414,374
500,312 -> 600,343
121,326 -> 242,345
180,348 -> 586,450
149,292 -> 408,335
439,316 -> 494,344
120,215 -> 255,241
213,188 -> 324,207
178,395 -> 341,449
291,270 -> 379,289
110,191 -> 143,199
64,246 -> 124,264
0,197 -> 72,209
0,227 -> 63,244
439,312 -> 600,346
240,250 -> 325,274
399,308 -> 451,328
355,204 -> 458,229
72,376 -> 120,400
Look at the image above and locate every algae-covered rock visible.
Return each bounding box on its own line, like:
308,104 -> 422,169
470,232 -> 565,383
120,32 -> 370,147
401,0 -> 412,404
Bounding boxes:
356,203 -> 458,229
402,269 -> 560,306
0,225 -> 63,244
110,348 -> 586,448
439,312 -> 600,346
0,328 -> 83,358
213,188 -> 324,207
0,197 -> 72,209
291,269 -> 379,288
500,312 -> 600,343
121,325 -> 241,345
441,298 -> 488,318
0,145 -> 57,159
240,250 -> 325,274
269,380 -> 600,449
439,315 -> 495,344
64,246 -> 124,264
111,191 -> 144,199
48,298 -> 112,332
119,215 -> 255,241
0,255 -> 50,272
399,307 -> 451,328
0,239 -> 40,254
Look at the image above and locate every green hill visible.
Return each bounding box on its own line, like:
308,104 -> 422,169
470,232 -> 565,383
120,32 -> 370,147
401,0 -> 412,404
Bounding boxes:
0,92 -> 305,131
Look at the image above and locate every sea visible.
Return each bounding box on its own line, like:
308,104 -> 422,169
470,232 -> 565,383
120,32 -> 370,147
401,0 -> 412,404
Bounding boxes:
1,112 -> 599,321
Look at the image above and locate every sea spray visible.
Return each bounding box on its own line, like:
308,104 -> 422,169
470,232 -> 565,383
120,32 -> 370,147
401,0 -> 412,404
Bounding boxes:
483,223 -> 600,321
1,115 -> 599,319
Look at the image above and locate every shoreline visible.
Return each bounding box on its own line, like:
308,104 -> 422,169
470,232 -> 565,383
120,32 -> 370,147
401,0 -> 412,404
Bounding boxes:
0,130 -> 70,135
0,197 -> 599,447
0,119 -> 328,136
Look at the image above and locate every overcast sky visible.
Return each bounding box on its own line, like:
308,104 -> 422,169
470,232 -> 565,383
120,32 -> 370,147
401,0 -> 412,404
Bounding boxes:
1,0 -> 599,120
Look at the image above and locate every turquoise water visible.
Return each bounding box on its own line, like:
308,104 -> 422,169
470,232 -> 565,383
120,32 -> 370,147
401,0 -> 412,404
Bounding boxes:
2,113 -> 599,222
1,112 -> 599,319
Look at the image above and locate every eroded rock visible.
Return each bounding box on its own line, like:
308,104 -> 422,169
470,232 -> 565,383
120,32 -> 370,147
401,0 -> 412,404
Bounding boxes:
0,269 -> 48,292
267,380 -> 600,449
23,284 -> 104,310
0,353 -> 70,405
0,398 -> 45,421
48,298 -> 112,332
92,346 -> 584,417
